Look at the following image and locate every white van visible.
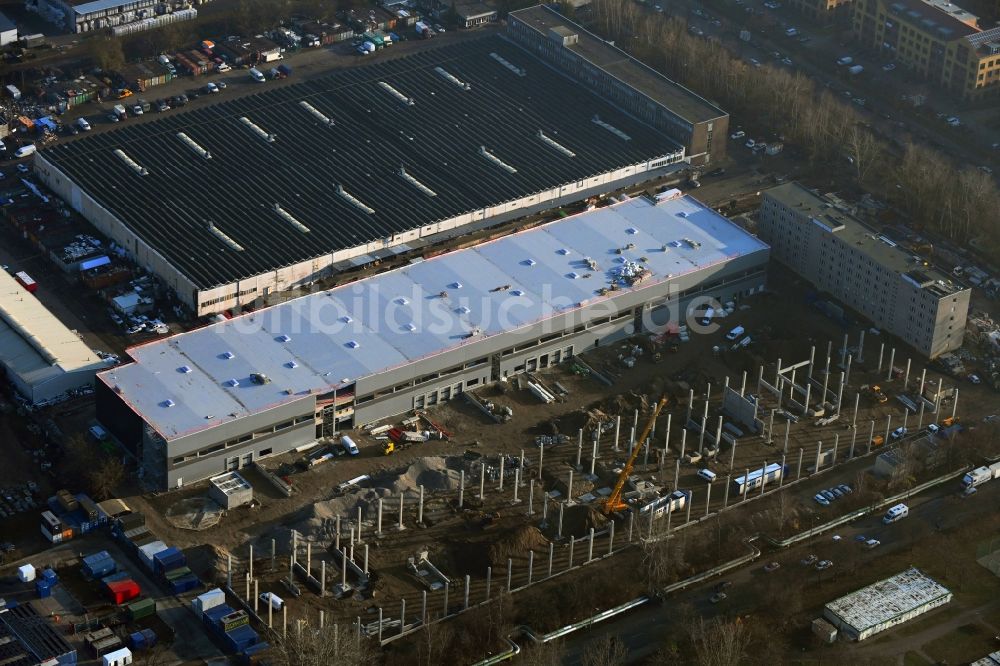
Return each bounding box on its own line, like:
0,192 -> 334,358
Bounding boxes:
259,591 -> 284,611
14,144 -> 36,158
341,435 -> 359,456
697,468 -> 717,483
250,67 -> 266,83
882,503 -> 909,524
725,325 -> 745,341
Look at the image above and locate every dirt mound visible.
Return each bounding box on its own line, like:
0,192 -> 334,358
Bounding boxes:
391,456 -> 464,494
560,505 -> 609,538
164,496 -> 224,530
489,525 -> 550,565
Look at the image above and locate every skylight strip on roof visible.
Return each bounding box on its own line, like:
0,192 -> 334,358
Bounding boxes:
479,146 -> 517,174
207,223 -> 245,251
274,204 -> 310,233
537,130 -> 576,158
113,149 -> 148,176
299,100 -> 334,125
336,185 -> 376,214
399,166 -> 437,197
239,116 -> 276,143
378,81 -> 414,106
489,52 -> 526,76
176,132 -> 212,159
435,67 -> 471,90
591,115 -> 632,141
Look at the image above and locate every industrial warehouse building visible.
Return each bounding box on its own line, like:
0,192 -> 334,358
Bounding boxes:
35,33 -> 692,317
96,192 -> 769,489
27,0 -> 206,34
0,268 -> 107,405
758,183 -> 970,358
507,6 -> 728,166
824,568 -> 952,641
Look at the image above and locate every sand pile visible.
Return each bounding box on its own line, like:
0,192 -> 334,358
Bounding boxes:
489,525 -> 550,565
391,456 -> 464,494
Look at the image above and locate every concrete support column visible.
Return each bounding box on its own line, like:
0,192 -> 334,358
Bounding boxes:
887,348 -> 896,382
444,581 -> 450,615
527,480 -> 535,516
918,402 -> 926,430
479,463 -> 486,501
398,494 -> 405,531
779,454 -> 787,487
808,345 -> 815,380
614,415 -> 621,452
513,468 -> 521,503
464,575 -> 470,610
849,428 -> 857,460
919,369 -> 927,397
576,429 -> 583,469
458,470 -> 465,509
741,369 -> 748,396
723,476 -> 731,508
528,551 -> 535,584
568,537 -> 575,569
498,457 -> 505,492
557,502 -> 565,539
705,483 -> 712,517
952,389 -> 960,420
377,499 -> 383,536
566,470 -> 574,504
363,545 -> 369,575
418,485 -> 424,525
822,357 -> 830,401
486,567 -> 492,600
506,559 -> 512,591
857,329 -> 865,363
548,542 -> 555,577
608,521 -> 615,556
904,358 -> 912,389
797,448 -> 804,479
400,599 -> 406,635
814,442 -> 823,473
877,342 -> 885,372
868,420 -> 876,454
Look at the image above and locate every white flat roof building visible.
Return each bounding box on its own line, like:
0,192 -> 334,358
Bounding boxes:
824,568 -> 952,641
0,269 -> 106,404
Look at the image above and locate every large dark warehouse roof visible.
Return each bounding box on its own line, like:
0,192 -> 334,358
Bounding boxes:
41,36 -> 681,290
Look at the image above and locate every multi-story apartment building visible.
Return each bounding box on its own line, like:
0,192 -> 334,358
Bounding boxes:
853,0 -> 1000,99
759,183 -> 970,359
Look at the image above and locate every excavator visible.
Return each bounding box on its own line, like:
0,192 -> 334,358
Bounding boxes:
602,396 -> 669,515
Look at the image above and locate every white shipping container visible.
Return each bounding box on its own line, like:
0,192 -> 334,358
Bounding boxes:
18,564 -> 35,582
193,588 -> 226,614
103,647 -> 133,666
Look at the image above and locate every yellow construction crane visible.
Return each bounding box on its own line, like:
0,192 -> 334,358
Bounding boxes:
603,397 -> 669,515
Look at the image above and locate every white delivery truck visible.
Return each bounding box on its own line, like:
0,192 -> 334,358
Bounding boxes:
961,461 -> 1000,488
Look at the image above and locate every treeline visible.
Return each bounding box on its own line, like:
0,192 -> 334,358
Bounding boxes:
588,0 -> 1000,251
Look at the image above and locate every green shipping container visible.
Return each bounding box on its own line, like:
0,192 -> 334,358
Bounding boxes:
128,598 -> 156,620
164,566 -> 192,581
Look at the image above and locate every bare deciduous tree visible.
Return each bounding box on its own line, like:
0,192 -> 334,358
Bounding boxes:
687,617 -> 752,666
271,622 -> 375,666
581,634 -> 628,666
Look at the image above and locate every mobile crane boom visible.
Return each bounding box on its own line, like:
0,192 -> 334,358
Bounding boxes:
602,397 -> 669,514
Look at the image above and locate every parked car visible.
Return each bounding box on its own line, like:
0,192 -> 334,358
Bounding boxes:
206,82 -> 219,94
763,561 -> 781,573
837,484 -> 852,494
864,539 -> 880,549
815,560 -> 833,571
813,493 -> 829,506
801,554 -> 817,566
821,489 -> 836,501
709,592 -> 727,604
730,130 -> 745,140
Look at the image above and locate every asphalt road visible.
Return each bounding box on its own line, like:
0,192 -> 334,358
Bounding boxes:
557,469 -> 990,664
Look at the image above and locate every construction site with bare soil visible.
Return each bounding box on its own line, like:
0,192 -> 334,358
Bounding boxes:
78,262 -> 995,664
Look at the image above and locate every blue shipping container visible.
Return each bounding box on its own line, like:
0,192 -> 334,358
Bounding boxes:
141,628 -> 157,648
101,571 -> 129,587
42,568 -> 58,582
203,604 -> 235,629
129,631 -> 146,651
83,551 -> 111,566
242,641 -> 269,662
35,580 -> 51,598
225,625 -> 258,653
169,574 -> 201,595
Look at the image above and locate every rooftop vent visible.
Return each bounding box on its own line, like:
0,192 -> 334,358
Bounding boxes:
221,351 -> 235,359
341,315 -> 353,323
162,399 -> 175,407
276,334 -> 291,343
286,360 -> 298,369
228,378 -> 240,387
179,365 -> 192,373
511,289 -> 524,296
456,305 -> 471,314
396,296 -> 409,305
346,340 -> 360,349
451,282 -> 463,289
523,258 -> 536,266
403,322 -> 417,331
627,227 -> 638,234
558,248 -> 570,255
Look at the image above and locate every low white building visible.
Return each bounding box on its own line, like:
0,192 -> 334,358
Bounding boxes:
824,568 -> 952,641
0,12 -> 17,46
0,268 -> 106,405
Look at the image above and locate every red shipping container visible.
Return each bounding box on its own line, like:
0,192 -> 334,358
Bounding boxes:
107,580 -> 141,605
